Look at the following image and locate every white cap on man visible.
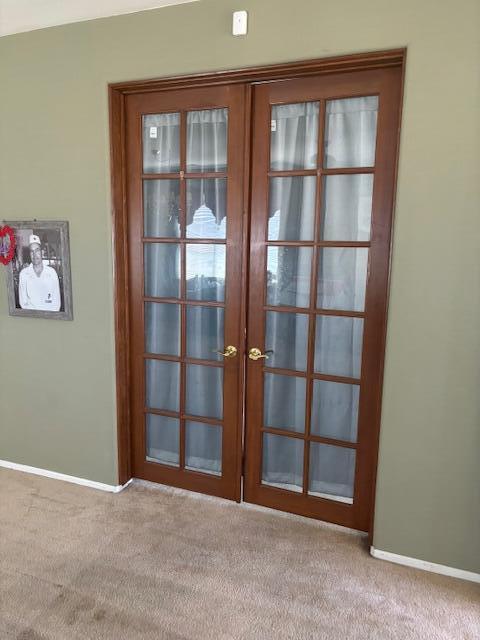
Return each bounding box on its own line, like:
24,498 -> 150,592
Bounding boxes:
29,234 -> 41,247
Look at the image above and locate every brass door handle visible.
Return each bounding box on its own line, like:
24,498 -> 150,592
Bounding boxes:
215,345 -> 238,358
248,347 -> 273,361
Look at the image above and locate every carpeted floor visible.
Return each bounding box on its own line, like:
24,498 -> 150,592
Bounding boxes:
0,468 -> 478,640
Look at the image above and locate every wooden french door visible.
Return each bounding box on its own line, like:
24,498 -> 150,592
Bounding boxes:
244,68 -> 402,530
126,84 -> 246,500
122,59 -> 402,530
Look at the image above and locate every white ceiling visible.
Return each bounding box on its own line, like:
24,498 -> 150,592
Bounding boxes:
0,0 -> 199,37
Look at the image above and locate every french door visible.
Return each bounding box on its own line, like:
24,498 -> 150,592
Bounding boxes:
123,62 -> 402,530
244,70 -> 401,531
126,85 -> 246,500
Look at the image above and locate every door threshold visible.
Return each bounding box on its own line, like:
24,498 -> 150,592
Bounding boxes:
130,478 -> 366,537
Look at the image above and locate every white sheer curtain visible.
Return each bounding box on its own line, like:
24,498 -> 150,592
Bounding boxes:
270,102 -> 319,170
145,108 -> 228,476
187,108 -> 228,172
144,97 -> 378,494
263,96 -> 378,501
324,96 -> 378,168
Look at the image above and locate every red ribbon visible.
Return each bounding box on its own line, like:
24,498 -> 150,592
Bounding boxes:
0,226 -> 16,265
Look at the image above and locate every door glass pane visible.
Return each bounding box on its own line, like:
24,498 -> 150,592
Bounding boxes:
262,433 -> 303,492
324,96 -> 378,168
268,176 -> 316,241
309,443 -> 356,503
185,421 -> 222,476
186,305 -> 224,362
186,178 -> 226,239
185,364 -> 223,420
143,113 -> 180,174
187,108 -> 228,173
314,316 -> 363,379
267,246 -> 312,308
270,102 -> 319,170
264,373 -> 306,433
311,380 -> 359,443
144,243 -> 180,299
144,180 -> 180,238
146,414 -> 179,467
145,359 -> 180,412
317,248 -> 369,312
265,311 -> 308,372
321,174 -> 373,241
186,244 -> 226,302
145,302 -> 180,356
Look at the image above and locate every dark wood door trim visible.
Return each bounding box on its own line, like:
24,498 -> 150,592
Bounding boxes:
111,49 -> 405,95
109,49 -> 406,535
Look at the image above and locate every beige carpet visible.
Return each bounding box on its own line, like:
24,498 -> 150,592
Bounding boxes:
0,468 -> 478,640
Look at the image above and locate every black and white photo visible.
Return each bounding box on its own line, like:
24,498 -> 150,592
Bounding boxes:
4,220 -> 73,320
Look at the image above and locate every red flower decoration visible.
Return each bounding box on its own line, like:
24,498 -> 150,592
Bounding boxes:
0,226 -> 16,265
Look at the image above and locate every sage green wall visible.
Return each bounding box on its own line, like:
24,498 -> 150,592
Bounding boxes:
0,0 -> 479,573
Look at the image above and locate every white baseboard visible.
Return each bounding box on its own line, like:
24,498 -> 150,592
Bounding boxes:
0,459 -> 132,493
371,546 -> 480,584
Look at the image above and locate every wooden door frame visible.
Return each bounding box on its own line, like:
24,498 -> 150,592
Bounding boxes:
109,48 -> 406,535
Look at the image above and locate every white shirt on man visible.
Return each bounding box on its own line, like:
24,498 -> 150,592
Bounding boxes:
19,263 -> 61,311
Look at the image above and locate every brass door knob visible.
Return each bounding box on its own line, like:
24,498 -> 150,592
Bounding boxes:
216,345 -> 238,358
248,347 -> 272,361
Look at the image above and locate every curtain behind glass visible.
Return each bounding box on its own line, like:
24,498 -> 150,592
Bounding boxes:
324,96 -> 378,168
187,108 -> 228,172
263,98 -> 375,500
143,113 -> 180,174
270,102 -> 319,170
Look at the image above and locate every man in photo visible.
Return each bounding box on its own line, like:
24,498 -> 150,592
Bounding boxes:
19,234 -> 61,311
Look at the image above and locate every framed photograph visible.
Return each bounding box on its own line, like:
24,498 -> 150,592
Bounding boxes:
3,220 -> 73,320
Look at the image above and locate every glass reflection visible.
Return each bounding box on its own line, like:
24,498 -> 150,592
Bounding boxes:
270,102 -> 319,170
143,113 -> 180,174
186,179 -> 226,239
268,176 -> 316,241
186,244 -> 226,302
267,246 -> 312,308
143,180 -> 180,238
